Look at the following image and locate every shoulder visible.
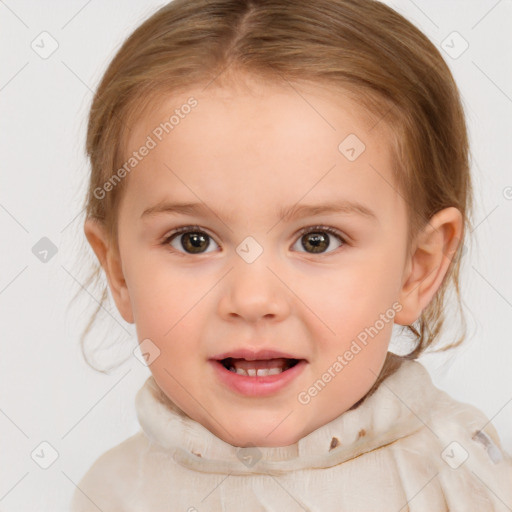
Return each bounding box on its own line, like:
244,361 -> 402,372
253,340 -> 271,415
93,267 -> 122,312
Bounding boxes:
388,361 -> 512,510
432,387 -> 512,509
70,431 -> 149,512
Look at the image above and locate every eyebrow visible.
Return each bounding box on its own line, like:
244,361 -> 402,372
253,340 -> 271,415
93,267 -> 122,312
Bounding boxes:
141,200 -> 378,222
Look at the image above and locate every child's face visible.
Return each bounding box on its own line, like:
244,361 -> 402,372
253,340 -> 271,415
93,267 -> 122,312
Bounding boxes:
106,76 -> 415,447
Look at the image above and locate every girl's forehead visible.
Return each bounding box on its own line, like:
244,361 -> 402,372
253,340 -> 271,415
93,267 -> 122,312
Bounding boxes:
127,79 -> 390,154
118,81 -> 401,230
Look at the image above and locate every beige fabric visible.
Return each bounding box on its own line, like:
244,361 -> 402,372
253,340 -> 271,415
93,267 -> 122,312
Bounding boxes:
71,360 -> 512,511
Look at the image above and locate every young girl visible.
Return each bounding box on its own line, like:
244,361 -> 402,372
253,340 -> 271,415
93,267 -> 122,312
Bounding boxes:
71,0 -> 512,510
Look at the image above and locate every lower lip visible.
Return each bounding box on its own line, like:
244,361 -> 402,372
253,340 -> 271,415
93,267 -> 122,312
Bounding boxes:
209,359 -> 307,397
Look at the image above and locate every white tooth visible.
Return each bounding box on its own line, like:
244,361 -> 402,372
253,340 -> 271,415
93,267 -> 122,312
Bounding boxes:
256,368 -> 284,377
231,365 -> 286,377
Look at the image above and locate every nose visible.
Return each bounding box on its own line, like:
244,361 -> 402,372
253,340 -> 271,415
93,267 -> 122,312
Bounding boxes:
217,255 -> 290,323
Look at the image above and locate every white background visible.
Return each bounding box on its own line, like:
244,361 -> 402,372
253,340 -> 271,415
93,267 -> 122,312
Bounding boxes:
1,0 -> 511,510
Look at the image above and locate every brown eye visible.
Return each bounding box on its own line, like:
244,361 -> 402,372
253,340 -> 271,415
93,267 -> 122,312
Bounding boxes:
179,232 -> 209,253
164,227 -> 219,254
293,226 -> 345,254
301,232 -> 329,253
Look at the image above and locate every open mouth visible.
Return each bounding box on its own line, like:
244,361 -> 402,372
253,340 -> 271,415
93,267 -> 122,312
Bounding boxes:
219,357 -> 300,377
211,353 -> 308,396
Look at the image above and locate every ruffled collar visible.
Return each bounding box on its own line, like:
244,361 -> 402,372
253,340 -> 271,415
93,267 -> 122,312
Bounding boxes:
135,360 -> 437,475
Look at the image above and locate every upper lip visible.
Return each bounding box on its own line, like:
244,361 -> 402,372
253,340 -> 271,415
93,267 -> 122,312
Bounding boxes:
211,348 -> 306,361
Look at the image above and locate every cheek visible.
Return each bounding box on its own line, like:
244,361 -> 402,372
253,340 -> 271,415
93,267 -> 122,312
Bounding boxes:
127,268 -> 208,370
296,253 -> 400,366
126,260 -> 189,335
299,258 -> 398,326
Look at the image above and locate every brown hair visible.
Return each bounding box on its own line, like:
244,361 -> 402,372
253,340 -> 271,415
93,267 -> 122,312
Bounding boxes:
73,0 -> 473,396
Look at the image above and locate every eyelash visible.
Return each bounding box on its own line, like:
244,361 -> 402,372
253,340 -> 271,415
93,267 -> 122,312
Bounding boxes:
161,224 -> 348,255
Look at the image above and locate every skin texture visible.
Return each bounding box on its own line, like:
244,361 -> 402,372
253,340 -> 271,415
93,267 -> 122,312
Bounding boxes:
85,75 -> 463,447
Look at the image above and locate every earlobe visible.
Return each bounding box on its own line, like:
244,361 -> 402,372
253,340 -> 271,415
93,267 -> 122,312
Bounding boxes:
83,219 -> 134,324
394,207 -> 463,326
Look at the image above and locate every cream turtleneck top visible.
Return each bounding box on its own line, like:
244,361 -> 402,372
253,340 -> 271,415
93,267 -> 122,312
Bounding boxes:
71,360 -> 512,511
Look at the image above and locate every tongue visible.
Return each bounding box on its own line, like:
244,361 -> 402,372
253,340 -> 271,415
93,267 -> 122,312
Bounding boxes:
230,358 -> 290,371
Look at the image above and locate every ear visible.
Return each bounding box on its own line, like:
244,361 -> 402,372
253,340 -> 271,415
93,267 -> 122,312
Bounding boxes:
83,218 -> 134,324
395,207 -> 463,326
